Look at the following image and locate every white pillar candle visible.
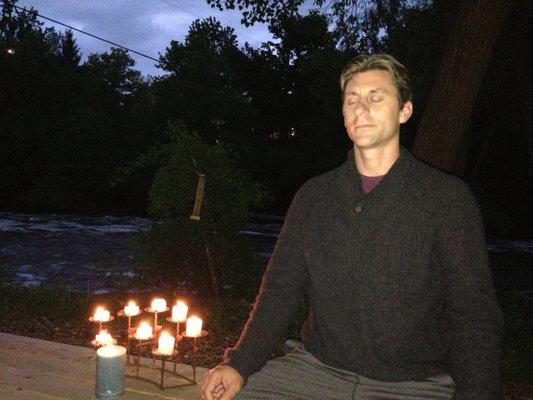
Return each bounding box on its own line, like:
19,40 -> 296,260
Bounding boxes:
94,306 -> 110,322
135,322 -> 153,340
95,330 -> 113,346
157,331 -> 175,355
124,301 -> 139,317
95,344 -> 126,399
171,301 -> 188,322
186,316 -> 203,337
151,298 -> 166,312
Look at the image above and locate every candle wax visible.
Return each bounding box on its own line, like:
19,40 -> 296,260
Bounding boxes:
186,316 -> 203,337
171,301 -> 188,322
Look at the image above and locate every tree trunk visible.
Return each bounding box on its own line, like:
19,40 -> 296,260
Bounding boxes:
509,0 -> 533,165
412,0 -> 512,175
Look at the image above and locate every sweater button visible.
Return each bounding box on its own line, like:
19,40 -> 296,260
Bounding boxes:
354,205 -> 362,213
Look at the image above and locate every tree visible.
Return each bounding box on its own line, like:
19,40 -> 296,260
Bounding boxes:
85,47 -> 142,96
239,12 -> 347,210
206,0 -> 428,52
60,29 -> 81,67
412,0 -> 512,174
0,0 -> 153,213
135,122 -> 269,298
157,17 -> 251,142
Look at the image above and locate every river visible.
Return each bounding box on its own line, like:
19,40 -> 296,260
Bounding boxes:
0,212 -> 530,297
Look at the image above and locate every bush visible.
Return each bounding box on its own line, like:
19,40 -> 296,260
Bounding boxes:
135,122 -> 269,299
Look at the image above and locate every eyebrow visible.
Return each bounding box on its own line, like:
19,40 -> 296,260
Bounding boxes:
344,87 -> 389,95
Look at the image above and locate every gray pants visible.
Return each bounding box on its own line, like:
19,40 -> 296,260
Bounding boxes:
235,348 -> 455,400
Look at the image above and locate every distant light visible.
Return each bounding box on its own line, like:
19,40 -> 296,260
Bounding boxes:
6,48 -> 15,55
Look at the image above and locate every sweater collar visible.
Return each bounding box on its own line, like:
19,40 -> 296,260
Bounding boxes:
340,146 -> 414,202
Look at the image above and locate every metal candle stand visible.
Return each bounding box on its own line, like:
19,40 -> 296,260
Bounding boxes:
90,338 -> 117,348
167,316 -> 185,343
166,316 -> 184,373
126,329 -> 209,389
144,306 -> 169,332
90,306 -> 208,391
128,334 -> 156,379
116,309 -> 141,364
89,315 -> 115,333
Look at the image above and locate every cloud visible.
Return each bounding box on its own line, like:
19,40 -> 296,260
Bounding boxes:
150,11 -> 194,35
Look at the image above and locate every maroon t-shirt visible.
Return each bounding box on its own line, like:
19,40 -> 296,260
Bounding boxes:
360,174 -> 384,194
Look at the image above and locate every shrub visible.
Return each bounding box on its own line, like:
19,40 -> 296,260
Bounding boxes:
135,122 -> 269,299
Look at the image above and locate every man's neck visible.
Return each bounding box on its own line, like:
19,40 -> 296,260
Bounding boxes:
353,143 -> 400,177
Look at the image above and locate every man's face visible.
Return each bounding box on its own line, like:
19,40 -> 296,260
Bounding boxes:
342,69 -> 412,151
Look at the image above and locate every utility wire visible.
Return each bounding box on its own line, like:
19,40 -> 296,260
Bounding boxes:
159,0 -> 263,46
3,1 -> 160,62
160,0 -> 203,19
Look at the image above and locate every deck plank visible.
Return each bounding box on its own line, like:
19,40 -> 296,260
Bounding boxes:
0,333 -> 205,400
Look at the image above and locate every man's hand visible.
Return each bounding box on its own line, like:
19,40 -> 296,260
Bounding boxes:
201,364 -> 244,400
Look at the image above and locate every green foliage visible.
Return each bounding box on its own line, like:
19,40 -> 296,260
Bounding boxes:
0,0 -> 445,215
206,0 -> 430,51
0,1 -> 161,213
157,17 -> 252,143
60,29 -> 81,67
207,0 -> 305,27
0,284 -> 88,321
135,122 -> 269,299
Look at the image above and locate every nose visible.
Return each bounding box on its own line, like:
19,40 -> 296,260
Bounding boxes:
354,98 -> 369,115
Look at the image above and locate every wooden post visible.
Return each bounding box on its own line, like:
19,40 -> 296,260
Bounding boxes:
190,174 -> 205,220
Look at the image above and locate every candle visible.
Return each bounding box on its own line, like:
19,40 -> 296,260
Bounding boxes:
171,300 -> 188,322
135,322 -> 153,340
124,301 -> 139,317
95,330 -> 113,346
157,331 -> 175,356
95,344 -> 126,399
151,298 -> 166,312
94,306 -> 110,322
186,316 -> 203,337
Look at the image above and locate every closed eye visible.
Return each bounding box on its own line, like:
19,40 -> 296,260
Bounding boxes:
346,96 -> 359,105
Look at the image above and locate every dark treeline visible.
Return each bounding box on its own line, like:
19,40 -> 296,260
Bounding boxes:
0,0 -> 529,238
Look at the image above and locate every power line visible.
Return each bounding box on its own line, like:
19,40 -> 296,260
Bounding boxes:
4,1 -> 160,62
160,0 -> 203,19
159,0 -> 263,46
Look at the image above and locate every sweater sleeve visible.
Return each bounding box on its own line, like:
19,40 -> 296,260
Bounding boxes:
221,187 -> 309,382
435,182 -> 504,400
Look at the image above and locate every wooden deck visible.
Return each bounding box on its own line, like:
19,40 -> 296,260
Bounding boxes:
0,332 -> 206,399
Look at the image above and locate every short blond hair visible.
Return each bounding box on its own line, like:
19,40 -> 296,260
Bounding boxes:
340,53 -> 412,106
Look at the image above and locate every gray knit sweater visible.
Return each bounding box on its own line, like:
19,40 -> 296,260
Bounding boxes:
224,148 -> 503,400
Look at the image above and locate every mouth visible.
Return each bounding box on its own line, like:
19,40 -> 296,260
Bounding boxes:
354,124 -> 374,129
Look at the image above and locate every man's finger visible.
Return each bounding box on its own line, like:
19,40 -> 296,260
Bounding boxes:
213,383 -> 224,397
219,382 -> 241,400
201,372 -> 219,400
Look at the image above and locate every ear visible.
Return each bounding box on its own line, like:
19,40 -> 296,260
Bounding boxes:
399,101 -> 413,124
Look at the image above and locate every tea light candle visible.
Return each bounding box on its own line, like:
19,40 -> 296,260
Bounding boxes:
95,344 -> 126,399
157,331 -> 175,355
151,298 -> 166,312
124,301 -> 139,317
171,300 -> 188,322
135,322 -> 153,340
94,306 -> 110,322
95,330 -> 113,346
186,316 -> 203,337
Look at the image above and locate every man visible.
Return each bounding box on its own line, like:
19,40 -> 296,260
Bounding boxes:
202,54 -> 503,400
